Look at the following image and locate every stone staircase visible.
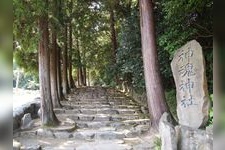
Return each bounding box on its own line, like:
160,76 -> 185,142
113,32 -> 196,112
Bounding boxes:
13,87 -> 155,150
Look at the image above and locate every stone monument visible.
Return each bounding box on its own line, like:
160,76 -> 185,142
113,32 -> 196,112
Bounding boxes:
21,113 -> 34,130
171,40 -> 210,128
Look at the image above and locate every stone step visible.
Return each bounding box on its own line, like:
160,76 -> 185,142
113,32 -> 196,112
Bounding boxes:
108,102 -> 137,106
63,99 -> 135,103
68,96 -> 108,100
71,141 -> 132,150
60,104 -> 141,110
107,97 -> 130,101
54,108 -> 142,115
62,101 -> 136,106
64,105 -> 112,109
16,138 -> 133,150
68,102 -> 110,105
58,114 -> 148,122
44,144 -> 131,150
77,122 -> 149,133
43,146 -> 76,150
74,119 -> 150,129
123,118 -> 150,125
72,125 -> 150,141
15,125 -> 149,141
13,87 -> 152,150
73,129 -> 125,140
67,96 -> 133,102
66,98 -> 108,101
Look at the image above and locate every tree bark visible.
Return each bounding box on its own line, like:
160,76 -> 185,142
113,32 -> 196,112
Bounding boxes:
109,7 -> 119,84
77,67 -> 80,87
87,69 -> 90,86
62,24 -> 70,95
110,8 -> 117,57
68,56 -> 75,88
76,37 -> 84,86
79,67 -> 84,86
68,23 -> 75,89
56,45 -> 67,101
82,66 -> 87,86
50,29 -> 62,108
139,0 -> 168,131
38,0 -> 59,126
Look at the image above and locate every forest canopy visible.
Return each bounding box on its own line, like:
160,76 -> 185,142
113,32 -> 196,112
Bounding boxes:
13,0 -> 212,93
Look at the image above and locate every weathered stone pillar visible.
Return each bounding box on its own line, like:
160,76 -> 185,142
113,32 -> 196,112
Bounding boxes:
171,40 -> 210,128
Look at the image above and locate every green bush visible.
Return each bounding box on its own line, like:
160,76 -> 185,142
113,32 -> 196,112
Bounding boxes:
13,70 -> 39,90
165,89 -> 178,121
206,94 -> 213,127
154,137 -> 162,150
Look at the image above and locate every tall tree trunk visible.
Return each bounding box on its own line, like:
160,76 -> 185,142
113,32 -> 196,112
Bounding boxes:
87,69 -> 90,86
109,8 -> 117,62
79,67 -> 84,86
109,8 -> 119,84
82,66 -> 87,86
77,68 -> 80,87
76,37 -> 84,86
53,0 -> 66,101
50,29 -> 62,108
56,45 -> 66,101
62,24 -> 70,95
81,40 -> 86,86
139,0 -> 168,131
38,0 -> 59,126
68,23 -> 75,89
68,56 -> 75,88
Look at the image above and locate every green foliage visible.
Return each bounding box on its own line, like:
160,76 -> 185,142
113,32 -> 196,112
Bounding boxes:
156,0 -> 213,91
165,90 -> 178,121
116,9 -> 145,91
154,137 -> 162,150
206,94 -> 213,126
115,6 -> 175,92
14,50 -> 38,73
158,46 -> 174,90
69,1 -> 115,87
13,0 -> 213,96
20,74 -> 39,90
13,0 -> 46,75
13,70 -> 39,90
157,0 -> 213,53
13,0 -> 46,51
204,52 -> 213,93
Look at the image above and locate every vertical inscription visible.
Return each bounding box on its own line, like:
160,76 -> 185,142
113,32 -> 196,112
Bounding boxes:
177,47 -> 196,108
